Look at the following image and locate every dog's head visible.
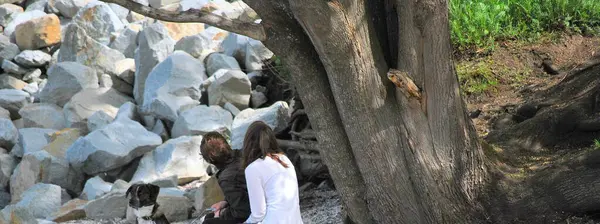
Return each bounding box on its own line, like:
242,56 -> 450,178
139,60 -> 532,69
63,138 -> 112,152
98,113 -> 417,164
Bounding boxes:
126,183 -> 160,209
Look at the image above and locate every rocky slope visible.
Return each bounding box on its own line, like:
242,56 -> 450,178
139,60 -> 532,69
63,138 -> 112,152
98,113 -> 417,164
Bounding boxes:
0,0 -> 337,223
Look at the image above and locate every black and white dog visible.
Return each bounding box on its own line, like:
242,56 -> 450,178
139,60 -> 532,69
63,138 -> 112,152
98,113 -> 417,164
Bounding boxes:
126,183 -> 170,224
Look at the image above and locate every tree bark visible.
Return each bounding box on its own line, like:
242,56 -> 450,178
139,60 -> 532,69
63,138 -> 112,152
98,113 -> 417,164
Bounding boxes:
243,1 -> 375,223
289,0 -> 487,223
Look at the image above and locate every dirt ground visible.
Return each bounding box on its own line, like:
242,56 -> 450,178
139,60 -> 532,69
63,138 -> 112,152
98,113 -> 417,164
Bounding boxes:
461,34 -> 600,137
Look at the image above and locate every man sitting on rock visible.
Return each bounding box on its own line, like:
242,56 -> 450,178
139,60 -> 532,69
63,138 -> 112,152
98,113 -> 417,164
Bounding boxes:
200,131 -> 251,224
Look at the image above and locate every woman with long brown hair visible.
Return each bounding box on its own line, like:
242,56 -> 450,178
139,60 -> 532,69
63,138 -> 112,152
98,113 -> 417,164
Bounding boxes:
241,121 -> 303,224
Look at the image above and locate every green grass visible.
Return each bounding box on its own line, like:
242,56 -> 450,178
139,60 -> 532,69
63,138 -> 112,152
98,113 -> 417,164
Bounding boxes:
450,0 -> 600,53
456,59 -> 498,95
593,139 -> 600,149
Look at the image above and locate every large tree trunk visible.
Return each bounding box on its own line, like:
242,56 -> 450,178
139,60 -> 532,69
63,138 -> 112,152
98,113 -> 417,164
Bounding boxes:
288,0 -> 487,223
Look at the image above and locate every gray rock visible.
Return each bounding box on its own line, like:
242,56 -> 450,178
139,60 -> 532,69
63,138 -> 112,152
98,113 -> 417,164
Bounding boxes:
2,60 -> 29,75
0,39 -> 19,63
63,88 -> 133,130
0,4 -> 23,27
114,58 -> 135,85
83,191 -> 127,219
200,26 -> 228,52
14,50 -> 51,67
39,62 -> 98,107
0,74 -> 27,90
3,9 -> 46,38
151,119 -> 168,141
250,90 -> 267,108
73,1 -> 124,46
22,68 -> 41,82
171,105 -> 232,138
109,24 -> 141,58
148,175 -> 177,188
110,179 -> 130,193
22,82 -> 38,96
148,0 -> 180,8
0,204 -> 37,223
10,151 -> 84,203
220,33 -> 249,63
140,51 -> 206,122
114,101 -> 140,122
13,127 -> 55,157
18,103 -> 64,129
206,69 -> 251,110
87,111 -> 112,133
223,102 -> 240,116
0,106 -> 8,119
0,89 -> 30,119
66,117 -> 162,175
58,23 -> 126,76
174,34 -> 210,58
108,3 -> 128,24
130,135 -> 208,184
25,0 -> 46,12
81,176 -> 113,201
205,53 -> 240,76
98,73 -> 112,88
48,0 -> 93,18
0,191 -> 9,209
156,188 -> 193,222
0,119 -> 17,149
230,101 -> 290,149
11,183 -> 62,219
133,22 -> 175,105
0,148 -> 16,189
245,39 -> 273,71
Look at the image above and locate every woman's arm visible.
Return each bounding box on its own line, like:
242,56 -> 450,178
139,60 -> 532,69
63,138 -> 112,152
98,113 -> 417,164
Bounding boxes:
244,165 -> 266,223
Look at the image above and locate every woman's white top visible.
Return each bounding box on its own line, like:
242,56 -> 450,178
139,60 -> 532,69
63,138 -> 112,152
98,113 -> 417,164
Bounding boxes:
244,154 -> 303,224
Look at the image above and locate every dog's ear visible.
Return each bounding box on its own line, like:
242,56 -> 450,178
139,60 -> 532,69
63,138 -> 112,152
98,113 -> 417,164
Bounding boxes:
126,184 -> 138,198
147,184 -> 160,201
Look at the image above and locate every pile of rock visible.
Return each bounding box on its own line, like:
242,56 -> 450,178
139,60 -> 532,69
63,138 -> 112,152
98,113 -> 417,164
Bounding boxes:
0,0 -> 292,223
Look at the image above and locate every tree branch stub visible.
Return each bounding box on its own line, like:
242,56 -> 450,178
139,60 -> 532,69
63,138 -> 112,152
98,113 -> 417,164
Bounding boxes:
100,0 -> 267,41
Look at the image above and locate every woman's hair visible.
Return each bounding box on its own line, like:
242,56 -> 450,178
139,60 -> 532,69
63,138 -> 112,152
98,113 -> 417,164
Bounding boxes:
200,132 -> 233,166
241,121 -> 288,169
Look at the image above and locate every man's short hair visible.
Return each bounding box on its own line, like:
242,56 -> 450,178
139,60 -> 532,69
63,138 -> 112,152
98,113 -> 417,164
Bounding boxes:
200,132 -> 232,165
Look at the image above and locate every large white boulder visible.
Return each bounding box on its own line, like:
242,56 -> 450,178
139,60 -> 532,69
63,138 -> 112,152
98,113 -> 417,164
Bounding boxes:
0,4 -> 23,27
10,150 -> 84,203
0,148 -> 16,190
133,22 -> 175,105
156,188 -> 193,222
140,51 -> 206,122
48,0 -> 94,18
0,118 -> 18,149
230,101 -> 290,149
10,183 -> 63,219
80,176 -> 113,201
66,118 -> 162,175
174,33 -> 210,59
3,9 -> 46,38
18,103 -> 65,129
171,105 -> 233,138
83,191 -> 127,219
63,87 -> 133,130
130,135 -> 210,184
14,50 -> 52,68
12,127 -> 55,157
72,1 -> 125,46
58,23 -> 126,76
38,62 -> 98,107
206,69 -> 251,110
244,39 -> 273,72
109,24 -> 142,58
205,53 -> 240,76
0,89 -> 30,119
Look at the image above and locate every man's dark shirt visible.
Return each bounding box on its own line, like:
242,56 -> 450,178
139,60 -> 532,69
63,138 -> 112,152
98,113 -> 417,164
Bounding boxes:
214,152 -> 251,221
